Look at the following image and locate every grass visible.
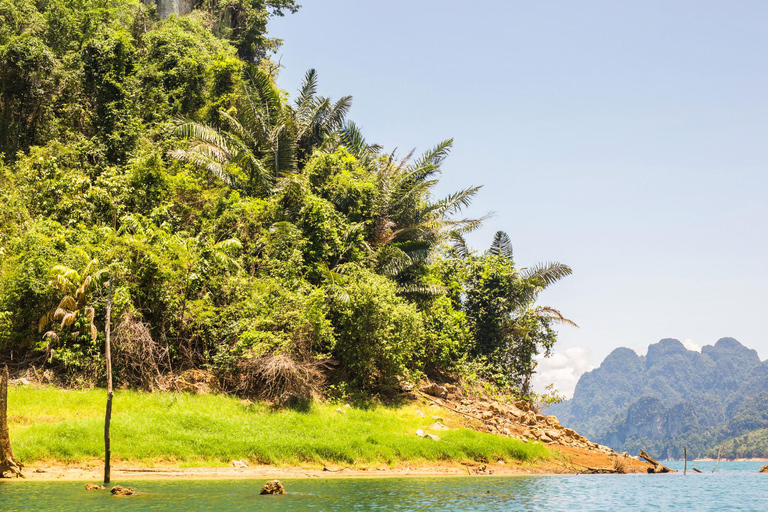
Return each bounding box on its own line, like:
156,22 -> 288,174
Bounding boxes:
7,386 -> 549,467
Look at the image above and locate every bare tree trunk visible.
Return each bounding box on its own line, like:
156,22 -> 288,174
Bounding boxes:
0,366 -> 23,478
104,278 -> 113,485
639,450 -> 676,473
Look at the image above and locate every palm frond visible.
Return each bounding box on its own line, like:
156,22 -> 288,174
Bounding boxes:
296,68 -> 319,109
535,306 -> 579,328
448,232 -> 471,259
520,262 -> 573,287
489,231 -> 514,258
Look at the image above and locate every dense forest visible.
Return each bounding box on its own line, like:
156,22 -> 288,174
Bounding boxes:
0,0 -> 574,403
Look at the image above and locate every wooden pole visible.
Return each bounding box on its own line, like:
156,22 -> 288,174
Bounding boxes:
684,447 -> 687,475
0,366 -> 23,477
712,448 -> 721,473
104,278 -> 113,485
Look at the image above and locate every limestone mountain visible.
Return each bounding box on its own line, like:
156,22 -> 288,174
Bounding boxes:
547,337 -> 768,459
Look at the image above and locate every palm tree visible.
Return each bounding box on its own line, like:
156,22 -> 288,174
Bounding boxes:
169,68 -> 352,197
38,259 -> 102,360
365,141 -> 485,296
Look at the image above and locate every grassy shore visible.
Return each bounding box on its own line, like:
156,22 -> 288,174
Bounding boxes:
8,386 -> 549,467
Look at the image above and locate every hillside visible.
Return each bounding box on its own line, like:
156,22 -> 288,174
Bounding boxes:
547,338 -> 768,459
0,0 -> 574,403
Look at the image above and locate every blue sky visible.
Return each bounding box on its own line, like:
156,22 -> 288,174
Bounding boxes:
269,1 -> 768,396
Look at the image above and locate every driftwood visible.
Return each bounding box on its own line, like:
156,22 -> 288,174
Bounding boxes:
692,467 -> 702,473
713,448 -> 721,473
639,450 -> 676,474
0,366 -> 23,477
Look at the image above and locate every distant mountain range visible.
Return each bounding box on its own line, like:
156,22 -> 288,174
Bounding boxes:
546,338 -> 768,459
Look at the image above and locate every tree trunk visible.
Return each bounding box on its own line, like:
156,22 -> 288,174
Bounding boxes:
0,366 -> 23,478
104,278 -> 113,485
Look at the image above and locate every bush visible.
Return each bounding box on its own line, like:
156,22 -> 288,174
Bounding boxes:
327,268 -> 423,388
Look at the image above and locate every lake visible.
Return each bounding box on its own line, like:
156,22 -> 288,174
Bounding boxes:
1,461 -> 766,511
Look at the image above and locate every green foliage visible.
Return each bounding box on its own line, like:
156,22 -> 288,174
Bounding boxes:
0,0 -> 572,401
326,268 -> 424,388
461,237 -> 573,395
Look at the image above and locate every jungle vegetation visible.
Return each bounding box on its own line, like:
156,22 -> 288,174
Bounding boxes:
0,0 -> 573,402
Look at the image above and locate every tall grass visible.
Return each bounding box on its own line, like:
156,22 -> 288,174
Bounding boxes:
8,386 -> 549,466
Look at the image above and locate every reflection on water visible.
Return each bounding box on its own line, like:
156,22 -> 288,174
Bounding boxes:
1,461 -> 766,512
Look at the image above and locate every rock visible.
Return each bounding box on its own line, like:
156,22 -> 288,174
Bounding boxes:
415,410 -> 425,417
231,459 -> 249,468
10,378 -> 30,386
476,401 -> 490,411
481,411 -> 494,420
111,486 -> 135,496
415,429 -> 425,437
260,480 -> 286,495
420,383 -> 448,398
501,427 -> 512,436
430,422 -> 449,431
334,408 -> 346,414
545,429 -> 562,440
444,383 -> 458,393
424,433 -> 440,441
85,483 -> 103,491
760,465 -> 768,473
432,415 -> 444,422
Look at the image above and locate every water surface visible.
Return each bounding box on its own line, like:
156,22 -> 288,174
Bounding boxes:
1,461 -> 765,511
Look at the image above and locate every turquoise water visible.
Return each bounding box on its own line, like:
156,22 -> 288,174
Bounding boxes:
1,461 -> 766,511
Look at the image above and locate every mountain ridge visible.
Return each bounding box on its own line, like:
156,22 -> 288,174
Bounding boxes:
546,337 -> 767,458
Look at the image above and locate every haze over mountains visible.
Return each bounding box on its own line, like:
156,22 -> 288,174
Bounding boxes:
547,337 -> 768,459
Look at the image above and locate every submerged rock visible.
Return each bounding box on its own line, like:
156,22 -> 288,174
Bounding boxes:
84,483 -> 103,491
111,485 -> 135,496
260,480 -> 286,495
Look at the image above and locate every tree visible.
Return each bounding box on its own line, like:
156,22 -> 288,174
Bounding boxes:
0,366 -> 23,478
38,259 -> 101,364
463,231 -> 575,395
169,68 -> 350,197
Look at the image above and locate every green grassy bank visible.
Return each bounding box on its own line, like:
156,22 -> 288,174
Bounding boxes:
7,386 -> 548,467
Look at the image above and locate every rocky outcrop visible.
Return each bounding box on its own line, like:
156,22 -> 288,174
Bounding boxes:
420,385 -> 616,455
111,486 -> 135,496
260,480 -> 286,495
144,0 -> 194,19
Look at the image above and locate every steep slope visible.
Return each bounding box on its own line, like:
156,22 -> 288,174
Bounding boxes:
547,337 -> 765,458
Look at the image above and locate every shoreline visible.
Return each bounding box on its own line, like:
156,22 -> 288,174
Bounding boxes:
4,445 -> 654,482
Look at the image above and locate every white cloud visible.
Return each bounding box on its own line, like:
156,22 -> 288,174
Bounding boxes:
531,346 -> 595,399
682,338 -> 701,352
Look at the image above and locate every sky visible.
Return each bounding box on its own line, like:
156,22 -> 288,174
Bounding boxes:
269,1 -> 768,397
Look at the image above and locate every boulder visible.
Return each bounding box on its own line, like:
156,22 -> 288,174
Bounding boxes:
260,480 -> 286,495
429,422 -> 449,431
231,459 -> 249,468
420,383 -> 448,398
111,486 -> 135,496
85,483 -> 103,491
